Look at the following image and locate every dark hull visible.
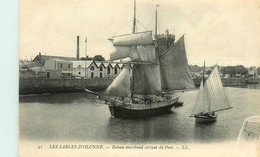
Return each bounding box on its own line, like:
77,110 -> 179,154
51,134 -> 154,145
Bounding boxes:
109,103 -> 178,119
194,115 -> 217,123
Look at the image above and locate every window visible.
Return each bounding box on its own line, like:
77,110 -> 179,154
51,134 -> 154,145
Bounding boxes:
107,67 -> 110,74
90,66 -> 94,70
78,72 -> 81,74
114,67 -> 117,74
91,72 -> 94,78
68,64 -> 71,69
100,73 -> 103,78
60,63 -> 63,68
100,66 -> 103,71
47,72 -> 50,78
68,73 -> 70,76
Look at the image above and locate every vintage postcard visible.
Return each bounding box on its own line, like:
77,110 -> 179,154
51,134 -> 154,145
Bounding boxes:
19,0 -> 260,156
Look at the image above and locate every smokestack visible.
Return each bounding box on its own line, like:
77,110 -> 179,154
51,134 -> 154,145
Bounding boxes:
77,36 -> 79,60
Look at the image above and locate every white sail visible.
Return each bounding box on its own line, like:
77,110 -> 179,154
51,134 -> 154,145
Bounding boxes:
104,65 -> 131,97
129,45 -> 157,62
109,32 -> 157,62
203,66 -> 231,112
113,31 -> 153,46
191,66 -> 231,116
190,80 -> 208,116
110,46 -> 131,61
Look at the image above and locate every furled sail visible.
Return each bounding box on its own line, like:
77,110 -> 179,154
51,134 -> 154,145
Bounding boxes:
160,35 -> 195,91
190,66 -> 231,116
109,31 -> 156,62
110,46 -> 131,61
113,31 -> 153,46
104,64 -> 131,97
132,64 -> 162,95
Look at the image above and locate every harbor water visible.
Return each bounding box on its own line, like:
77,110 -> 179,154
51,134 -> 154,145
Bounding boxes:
19,85 -> 260,144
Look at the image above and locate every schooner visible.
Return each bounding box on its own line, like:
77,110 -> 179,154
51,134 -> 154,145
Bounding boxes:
84,1 -> 195,118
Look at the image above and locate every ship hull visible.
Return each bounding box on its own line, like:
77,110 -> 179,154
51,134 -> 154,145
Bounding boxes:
194,115 -> 217,123
109,102 -> 180,119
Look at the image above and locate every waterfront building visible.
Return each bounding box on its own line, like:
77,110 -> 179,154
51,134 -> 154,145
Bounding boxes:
95,62 -> 106,78
21,53 -> 128,79
248,66 -> 257,78
72,60 -> 124,79
43,58 -> 73,78
189,65 -> 202,78
72,60 -> 93,78
32,53 -> 76,66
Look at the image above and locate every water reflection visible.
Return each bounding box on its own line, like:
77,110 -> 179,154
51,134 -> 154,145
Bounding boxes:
193,122 -> 217,143
104,112 -> 177,143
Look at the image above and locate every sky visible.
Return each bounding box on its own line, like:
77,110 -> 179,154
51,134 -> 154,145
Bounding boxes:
20,0 -> 260,67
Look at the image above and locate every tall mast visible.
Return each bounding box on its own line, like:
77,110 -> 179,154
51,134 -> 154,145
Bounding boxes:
202,61 -> 206,84
132,0 -> 136,34
155,4 -> 159,40
131,0 -> 136,101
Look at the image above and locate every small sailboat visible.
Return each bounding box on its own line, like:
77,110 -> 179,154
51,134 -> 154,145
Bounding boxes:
190,63 -> 232,122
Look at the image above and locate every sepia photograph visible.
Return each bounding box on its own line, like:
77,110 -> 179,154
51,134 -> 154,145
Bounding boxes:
18,0 -> 260,156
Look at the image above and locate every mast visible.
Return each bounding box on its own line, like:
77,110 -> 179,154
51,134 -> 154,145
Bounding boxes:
131,0 -> 136,101
132,0 -> 136,34
155,4 -> 159,40
155,4 -> 165,93
202,60 -> 205,84
85,36 -> 87,78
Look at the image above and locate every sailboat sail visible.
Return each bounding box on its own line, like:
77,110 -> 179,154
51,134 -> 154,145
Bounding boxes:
104,64 -> 131,97
129,45 -> 157,62
109,31 -> 156,62
191,66 -> 231,116
132,64 -> 162,95
113,31 -> 153,46
160,35 -> 195,91
110,46 -> 131,61
203,66 -> 231,112
190,80 -> 208,116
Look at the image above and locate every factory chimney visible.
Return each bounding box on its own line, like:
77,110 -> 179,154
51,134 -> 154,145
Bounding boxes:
77,36 -> 80,60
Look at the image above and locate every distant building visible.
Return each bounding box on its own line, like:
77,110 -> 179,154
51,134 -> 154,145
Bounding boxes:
21,53 -> 130,79
32,53 -> 76,66
235,74 -> 242,77
72,60 -> 125,78
248,66 -> 257,78
157,29 -> 175,55
72,60 -> 93,78
189,65 -> 202,78
43,58 -> 73,78
19,60 -> 43,78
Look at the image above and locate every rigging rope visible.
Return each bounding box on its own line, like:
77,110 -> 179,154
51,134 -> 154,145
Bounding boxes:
137,20 -> 149,31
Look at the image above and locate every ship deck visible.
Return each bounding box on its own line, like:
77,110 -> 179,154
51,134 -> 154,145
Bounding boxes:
111,97 -> 179,110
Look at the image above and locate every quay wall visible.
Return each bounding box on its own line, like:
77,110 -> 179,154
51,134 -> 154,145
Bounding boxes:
19,78 -> 114,95
20,77 -> 260,95
193,78 -> 260,87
